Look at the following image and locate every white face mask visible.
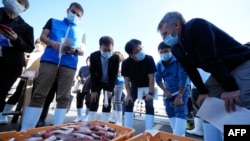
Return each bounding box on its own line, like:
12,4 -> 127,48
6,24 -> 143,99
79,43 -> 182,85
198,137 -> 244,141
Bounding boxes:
163,26 -> 179,47
67,11 -> 79,24
101,51 -> 112,59
160,52 -> 172,61
3,0 -> 25,15
135,50 -> 145,61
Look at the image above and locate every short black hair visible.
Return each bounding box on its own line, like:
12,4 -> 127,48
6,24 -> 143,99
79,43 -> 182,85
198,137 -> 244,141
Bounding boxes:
125,39 -> 141,54
69,2 -> 84,15
99,36 -> 114,46
158,42 -> 170,50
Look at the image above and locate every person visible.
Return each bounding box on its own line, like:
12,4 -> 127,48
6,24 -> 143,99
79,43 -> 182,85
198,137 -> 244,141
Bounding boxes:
73,56 -> 90,122
88,36 -> 120,122
36,79 -> 75,127
121,39 -> 156,130
20,2 -> 84,131
0,39 -> 45,124
157,11 -> 250,141
109,51 -> 125,126
36,80 -> 57,127
0,0 -> 35,124
186,69 -> 210,136
155,42 -> 191,136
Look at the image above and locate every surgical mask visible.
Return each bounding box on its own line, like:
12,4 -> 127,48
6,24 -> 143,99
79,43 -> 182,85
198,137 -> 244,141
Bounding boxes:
101,51 -> 112,59
135,50 -> 145,61
67,11 -> 79,24
163,26 -> 179,47
160,52 -> 172,61
3,0 -> 25,15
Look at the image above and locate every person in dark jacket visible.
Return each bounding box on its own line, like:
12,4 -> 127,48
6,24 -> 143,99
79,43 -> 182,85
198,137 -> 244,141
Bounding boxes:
0,0 -> 34,124
88,36 -> 119,122
157,11 -> 250,141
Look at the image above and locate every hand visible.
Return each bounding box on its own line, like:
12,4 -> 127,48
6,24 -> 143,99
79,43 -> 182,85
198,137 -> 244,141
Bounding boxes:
64,46 -> 76,53
221,90 -> 241,112
125,95 -> 133,105
196,94 -> 208,107
50,41 -> 60,51
174,95 -> 183,106
165,93 -> 172,99
91,92 -> 98,103
143,94 -> 153,101
107,91 -> 113,99
0,29 -> 18,40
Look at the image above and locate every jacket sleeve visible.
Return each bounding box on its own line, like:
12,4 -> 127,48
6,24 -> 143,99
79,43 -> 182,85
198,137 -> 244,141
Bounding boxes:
190,19 -> 238,92
90,52 -> 100,93
11,24 -> 35,53
107,55 -> 120,91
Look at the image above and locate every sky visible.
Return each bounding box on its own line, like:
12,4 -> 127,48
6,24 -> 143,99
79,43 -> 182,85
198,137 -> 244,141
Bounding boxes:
1,0 -> 250,70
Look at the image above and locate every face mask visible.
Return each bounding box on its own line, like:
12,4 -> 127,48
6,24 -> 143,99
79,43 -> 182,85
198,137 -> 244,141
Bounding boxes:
101,51 -> 112,59
160,52 -> 172,61
3,0 -> 25,15
135,50 -> 145,61
163,26 -> 179,47
67,11 -> 79,24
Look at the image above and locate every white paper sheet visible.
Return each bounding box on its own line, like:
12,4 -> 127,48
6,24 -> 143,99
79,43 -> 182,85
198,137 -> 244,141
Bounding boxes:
197,97 -> 250,133
137,87 -> 158,100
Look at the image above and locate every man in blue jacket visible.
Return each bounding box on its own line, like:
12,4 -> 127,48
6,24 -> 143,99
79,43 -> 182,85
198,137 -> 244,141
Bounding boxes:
21,2 -> 84,131
157,11 -> 250,141
155,42 -> 191,136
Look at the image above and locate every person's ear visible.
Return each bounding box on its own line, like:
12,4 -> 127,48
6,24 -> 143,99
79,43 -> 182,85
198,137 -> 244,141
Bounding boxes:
66,8 -> 70,14
174,22 -> 181,30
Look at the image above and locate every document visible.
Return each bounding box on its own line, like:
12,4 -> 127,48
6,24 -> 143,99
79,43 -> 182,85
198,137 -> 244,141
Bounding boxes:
197,97 -> 250,133
137,87 -> 158,100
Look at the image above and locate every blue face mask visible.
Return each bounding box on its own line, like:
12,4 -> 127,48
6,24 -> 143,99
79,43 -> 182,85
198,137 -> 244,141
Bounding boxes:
163,27 -> 178,46
67,11 -> 79,24
160,52 -> 172,61
135,50 -> 145,61
101,51 -> 112,59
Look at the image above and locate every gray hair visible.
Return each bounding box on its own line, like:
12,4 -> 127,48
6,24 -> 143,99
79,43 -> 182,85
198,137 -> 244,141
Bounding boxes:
157,11 -> 186,31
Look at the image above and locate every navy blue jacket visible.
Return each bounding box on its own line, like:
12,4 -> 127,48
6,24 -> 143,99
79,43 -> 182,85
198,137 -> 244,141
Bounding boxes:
0,8 -> 34,66
172,18 -> 250,94
90,51 -> 119,92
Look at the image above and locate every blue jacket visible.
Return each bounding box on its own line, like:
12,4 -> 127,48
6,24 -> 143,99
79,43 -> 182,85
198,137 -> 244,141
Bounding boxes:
41,18 -> 81,70
155,56 -> 190,93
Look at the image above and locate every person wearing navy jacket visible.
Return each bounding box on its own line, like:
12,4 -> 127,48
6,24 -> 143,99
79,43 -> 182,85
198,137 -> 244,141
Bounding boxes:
0,0 -> 34,124
87,36 -> 119,122
157,11 -> 250,141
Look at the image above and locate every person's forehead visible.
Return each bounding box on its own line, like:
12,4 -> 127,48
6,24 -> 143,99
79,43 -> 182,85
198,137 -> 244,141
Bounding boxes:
70,5 -> 83,17
101,44 -> 113,50
160,23 -> 170,34
159,47 -> 171,52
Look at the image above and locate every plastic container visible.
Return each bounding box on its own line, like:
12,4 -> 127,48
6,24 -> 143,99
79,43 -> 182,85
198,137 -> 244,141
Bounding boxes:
126,131 -> 201,141
0,120 -> 135,141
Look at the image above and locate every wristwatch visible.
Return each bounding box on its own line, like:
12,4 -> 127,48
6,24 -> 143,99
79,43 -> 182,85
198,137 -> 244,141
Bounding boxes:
149,92 -> 153,96
74,49 -> 79,54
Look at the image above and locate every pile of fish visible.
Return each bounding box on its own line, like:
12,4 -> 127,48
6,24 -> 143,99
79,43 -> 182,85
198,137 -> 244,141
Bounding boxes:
11,121 -> 119,141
